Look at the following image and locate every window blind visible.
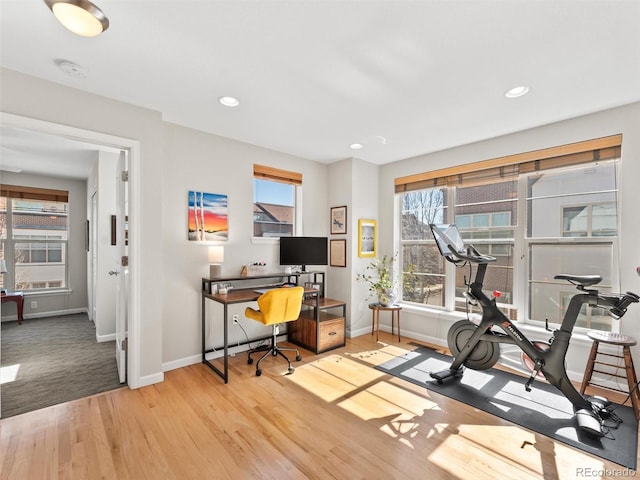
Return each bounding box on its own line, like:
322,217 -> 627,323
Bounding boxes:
253,164 -> 302,186
1,184 -> 69,202
394,135 -> 622,193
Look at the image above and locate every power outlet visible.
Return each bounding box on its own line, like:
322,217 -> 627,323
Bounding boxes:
31,301 -> 38,309
232,314 -> 239,324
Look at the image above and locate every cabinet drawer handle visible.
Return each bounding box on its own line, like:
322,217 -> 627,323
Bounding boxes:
328,331 -> 337,336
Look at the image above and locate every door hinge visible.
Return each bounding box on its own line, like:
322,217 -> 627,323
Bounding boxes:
121,338 -> 128,351
121,255 -> 129,266
121,171 -> 129,182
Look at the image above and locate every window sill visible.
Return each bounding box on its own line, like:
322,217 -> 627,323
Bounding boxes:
251,236 -> 279,245
401,302 -> 596,345
22,289 -> 73,297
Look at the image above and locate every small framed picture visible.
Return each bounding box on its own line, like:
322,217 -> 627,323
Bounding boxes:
330,239 -> 347,267
358,219 -> 377,258
330,206 -> 347,235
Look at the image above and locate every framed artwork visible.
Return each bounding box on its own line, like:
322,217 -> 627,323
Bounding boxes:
330,239 -> 347,267
188,191 -> 228,241
358,219 -> 377,257
330,205 -> 347,234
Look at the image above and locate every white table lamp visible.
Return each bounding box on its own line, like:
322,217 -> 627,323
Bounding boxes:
208,246 -> 224,278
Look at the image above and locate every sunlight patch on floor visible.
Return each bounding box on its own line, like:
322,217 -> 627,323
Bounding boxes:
287,354 -> 386,402
0,364 -> 20,384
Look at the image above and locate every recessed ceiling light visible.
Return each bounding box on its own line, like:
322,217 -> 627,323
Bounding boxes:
219,96 -> 240,107
505,86 -> 530,98
350,143 -> 364,150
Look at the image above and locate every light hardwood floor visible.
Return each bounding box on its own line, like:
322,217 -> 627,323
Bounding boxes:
1,331 -> 637,479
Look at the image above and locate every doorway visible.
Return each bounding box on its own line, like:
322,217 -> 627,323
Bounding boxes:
0,113 -> 140,417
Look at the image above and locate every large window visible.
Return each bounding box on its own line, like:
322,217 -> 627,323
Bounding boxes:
0,186 -> 69,291
253,164 -> 301,238
396,136 -> 622,331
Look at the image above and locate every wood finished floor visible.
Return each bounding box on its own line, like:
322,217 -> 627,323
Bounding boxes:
0,331 -> 637,480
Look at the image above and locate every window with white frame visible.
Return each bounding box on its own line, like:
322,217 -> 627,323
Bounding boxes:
253,164 -> 301,238
0,186 -> 69,292
396,136 -> 621,332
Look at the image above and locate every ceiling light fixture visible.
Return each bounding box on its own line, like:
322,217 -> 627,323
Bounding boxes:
219,96 -> 240,107
44,0 -> 109,37
505,85 -> 530,99
350,143 -> 364,150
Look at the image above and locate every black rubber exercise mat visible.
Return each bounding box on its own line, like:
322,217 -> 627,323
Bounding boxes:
376,346 -> 637,470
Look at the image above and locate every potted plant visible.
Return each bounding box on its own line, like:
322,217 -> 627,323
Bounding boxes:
357,253 -> 401,306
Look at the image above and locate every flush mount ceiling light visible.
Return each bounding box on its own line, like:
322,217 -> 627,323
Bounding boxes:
505,85 -> 530,99
219,96 -> 240,107
44,0 -> 109,37
350,143 -> 364,150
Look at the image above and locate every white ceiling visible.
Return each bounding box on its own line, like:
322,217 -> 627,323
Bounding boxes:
1,0 -> 639,178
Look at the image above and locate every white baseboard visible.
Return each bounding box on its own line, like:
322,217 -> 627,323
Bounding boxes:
1,307 -> 88,323
136,372 -> 164,388
96,333 -> 116,343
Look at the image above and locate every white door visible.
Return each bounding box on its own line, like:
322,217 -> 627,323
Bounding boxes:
115,151 -> 129,383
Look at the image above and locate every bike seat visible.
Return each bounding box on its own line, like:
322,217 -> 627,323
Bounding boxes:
554,274 -> 601,287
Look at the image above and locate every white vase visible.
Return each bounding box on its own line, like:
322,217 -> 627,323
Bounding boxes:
377,288 -> 396,307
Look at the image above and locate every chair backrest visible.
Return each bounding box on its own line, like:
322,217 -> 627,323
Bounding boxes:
256,286 -> 305,325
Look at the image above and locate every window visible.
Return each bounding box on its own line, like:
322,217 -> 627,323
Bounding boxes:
253,164 -> 301,238
0,185 -> 69,292
396,135 -> 622,332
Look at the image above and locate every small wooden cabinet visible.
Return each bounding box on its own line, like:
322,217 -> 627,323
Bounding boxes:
288,297 -> 346,354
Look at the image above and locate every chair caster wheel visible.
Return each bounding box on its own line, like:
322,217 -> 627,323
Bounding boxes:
248,358 -> 253,365
288,366 -> 295,374
256,369 -> 262,376
296,355 -> 302,361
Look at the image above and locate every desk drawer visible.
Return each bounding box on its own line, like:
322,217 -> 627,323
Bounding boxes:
318,317 -> 345,351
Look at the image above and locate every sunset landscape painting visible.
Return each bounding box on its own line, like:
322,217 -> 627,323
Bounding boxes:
188,191 -> 228,241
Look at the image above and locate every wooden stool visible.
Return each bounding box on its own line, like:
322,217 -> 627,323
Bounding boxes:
580,330 -> 640,420
369,303 -> 402,342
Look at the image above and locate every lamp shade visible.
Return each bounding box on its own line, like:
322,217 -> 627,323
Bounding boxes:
0,259 -> 7,274
208,246 -> 224,263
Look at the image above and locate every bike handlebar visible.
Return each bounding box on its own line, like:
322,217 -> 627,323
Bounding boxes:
608,291 -> 640,319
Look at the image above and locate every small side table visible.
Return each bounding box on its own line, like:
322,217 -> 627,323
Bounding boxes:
1,291 -> 25,324
369,303 -> 402,342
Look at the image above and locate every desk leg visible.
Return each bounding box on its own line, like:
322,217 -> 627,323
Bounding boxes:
17,297 -> 24,324
223,304 -> 229,384
202,296 -> 206,363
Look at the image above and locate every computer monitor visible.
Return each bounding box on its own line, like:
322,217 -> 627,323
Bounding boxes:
279,236 -> 328,272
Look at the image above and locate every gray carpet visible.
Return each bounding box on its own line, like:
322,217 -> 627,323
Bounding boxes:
1,313 -> 124,418
377,346 -> 638,470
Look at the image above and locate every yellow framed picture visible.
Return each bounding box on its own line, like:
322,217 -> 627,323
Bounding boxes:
358,219 -> 377,257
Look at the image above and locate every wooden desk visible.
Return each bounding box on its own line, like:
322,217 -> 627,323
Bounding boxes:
1,291 -> 24,324
201,274 -> 318,383
369,303 -> 402,342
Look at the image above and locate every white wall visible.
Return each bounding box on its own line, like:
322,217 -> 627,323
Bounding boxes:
87,152 -> 119,341
160,122 -> 329,369
378,102 -> 640,380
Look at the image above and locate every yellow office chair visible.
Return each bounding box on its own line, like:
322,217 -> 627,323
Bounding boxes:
246,286 -> 304,376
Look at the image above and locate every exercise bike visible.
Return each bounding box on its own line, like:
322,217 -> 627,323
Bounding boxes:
428,223 -> 639,437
